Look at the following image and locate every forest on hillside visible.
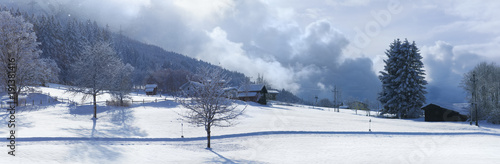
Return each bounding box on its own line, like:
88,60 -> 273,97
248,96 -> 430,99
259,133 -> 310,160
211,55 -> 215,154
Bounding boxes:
1,7 -> 248,91
0,7 -> 304,103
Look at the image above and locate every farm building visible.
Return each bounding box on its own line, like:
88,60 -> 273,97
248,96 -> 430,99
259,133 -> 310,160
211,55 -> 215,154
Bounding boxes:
179,81 -> 203,97
145,84 -> 158,95
238,84 -> 268,104
267,89 -> 279,100
223,87 -> 238,99
422,104 -> 467,122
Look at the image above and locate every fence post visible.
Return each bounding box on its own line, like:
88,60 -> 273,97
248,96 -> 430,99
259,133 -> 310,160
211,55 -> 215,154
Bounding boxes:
155,99 -> 157,103
33,99 -> 34,106
143,99 -> 144,104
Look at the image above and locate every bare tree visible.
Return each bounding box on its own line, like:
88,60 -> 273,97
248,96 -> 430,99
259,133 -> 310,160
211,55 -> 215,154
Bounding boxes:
179,66 -> 246,148
111,63 -> 134,106
71,41 -> 122,119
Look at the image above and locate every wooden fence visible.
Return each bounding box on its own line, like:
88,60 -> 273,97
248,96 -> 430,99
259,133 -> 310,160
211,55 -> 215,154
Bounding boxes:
1,97 -> 171,108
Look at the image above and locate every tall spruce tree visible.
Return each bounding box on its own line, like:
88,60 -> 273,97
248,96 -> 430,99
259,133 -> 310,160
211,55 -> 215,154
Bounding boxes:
379,39 -> 427,118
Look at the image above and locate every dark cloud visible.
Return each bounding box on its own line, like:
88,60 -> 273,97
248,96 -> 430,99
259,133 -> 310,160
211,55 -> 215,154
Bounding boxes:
422,41 -> 483,104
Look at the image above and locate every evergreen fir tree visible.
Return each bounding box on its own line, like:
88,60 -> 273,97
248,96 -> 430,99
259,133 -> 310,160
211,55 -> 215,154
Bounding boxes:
379,39 -> 427,118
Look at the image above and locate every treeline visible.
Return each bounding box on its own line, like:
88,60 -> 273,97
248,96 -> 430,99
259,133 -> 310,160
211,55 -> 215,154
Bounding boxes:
276,89 -> 306,104
1,7 -> 249,94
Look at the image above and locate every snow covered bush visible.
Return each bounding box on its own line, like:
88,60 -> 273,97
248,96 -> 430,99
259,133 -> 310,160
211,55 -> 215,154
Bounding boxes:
378,39 -> 427,118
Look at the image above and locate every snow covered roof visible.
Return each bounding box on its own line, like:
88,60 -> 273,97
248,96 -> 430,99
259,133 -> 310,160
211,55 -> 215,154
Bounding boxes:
145,84 -> 157,92
238,84 -> 265,92
145,84 -> 157,89
268,89 -> 279,94
207,79 -> 227,84
223,87 -> 238,91
237,92 -> 258,98
424,103 -> 470,115
179,81 -> 203,90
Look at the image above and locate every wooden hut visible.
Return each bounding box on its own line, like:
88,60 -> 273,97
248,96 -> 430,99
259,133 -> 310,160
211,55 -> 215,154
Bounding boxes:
422,104 -> 467,122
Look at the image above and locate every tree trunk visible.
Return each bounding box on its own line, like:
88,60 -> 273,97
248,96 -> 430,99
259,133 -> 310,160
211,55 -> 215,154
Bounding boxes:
206,126 -> 211,148
93,93 -> 97,118
120,93 -> 124,106
14,92 -> 19,106
14,87 -> 20,106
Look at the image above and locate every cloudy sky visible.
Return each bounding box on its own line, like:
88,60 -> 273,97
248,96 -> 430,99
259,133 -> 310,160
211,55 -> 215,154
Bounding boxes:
6,0 -> 500,103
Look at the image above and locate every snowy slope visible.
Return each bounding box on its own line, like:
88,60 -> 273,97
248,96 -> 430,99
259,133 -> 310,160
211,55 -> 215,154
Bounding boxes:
1,84 -> 499,163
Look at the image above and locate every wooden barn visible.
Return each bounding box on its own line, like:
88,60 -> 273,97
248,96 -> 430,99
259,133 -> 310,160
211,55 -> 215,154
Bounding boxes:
237,84 -> 268,104
145,84 -> 158,95
179,81 -> 203,97
267,89 -> 280,100
422,104 -> 467,122
223,87 -> 238,99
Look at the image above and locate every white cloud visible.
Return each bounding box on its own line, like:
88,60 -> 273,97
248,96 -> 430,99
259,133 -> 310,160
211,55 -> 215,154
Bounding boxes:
325,0 -> 370,7
199,27 -> 301,93
173,0 -> 235,26
420,40 -> 485,103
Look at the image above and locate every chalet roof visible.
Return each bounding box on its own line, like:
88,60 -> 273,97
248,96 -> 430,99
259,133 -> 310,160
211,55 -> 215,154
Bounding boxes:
268,89 -> 279,94
179,81 -> 203,90
145,84 -> 157,88
238,84 -> 265,92
237,92 -> 258,98
207,79 -> 227,84
223,87 -> 238,91
422,103 -> 469,115
145,84 -> 157,92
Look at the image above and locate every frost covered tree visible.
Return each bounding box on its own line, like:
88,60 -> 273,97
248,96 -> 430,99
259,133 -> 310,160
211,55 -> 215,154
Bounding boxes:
0,11 -> 58,105
318,98 -> 333,107
461,62 -> 500,124
379,39 -> 427,118
179,66 -> 246,148
37,58 -> 61,86
71,42 -> 123,119
111,63 -> 134,106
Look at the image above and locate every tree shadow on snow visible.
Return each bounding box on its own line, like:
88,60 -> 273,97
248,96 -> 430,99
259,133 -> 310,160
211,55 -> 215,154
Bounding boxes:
0,92 -> 62,114
131,99 -> 180,109
66,139 -> 123,163
64,105 -> 147,138
68,104 -> 114,116
108,108 -> 148,137
206,148 -> 266,164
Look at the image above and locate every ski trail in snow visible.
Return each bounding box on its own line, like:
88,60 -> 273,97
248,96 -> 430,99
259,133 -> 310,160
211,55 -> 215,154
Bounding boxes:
17,130 -> 500,142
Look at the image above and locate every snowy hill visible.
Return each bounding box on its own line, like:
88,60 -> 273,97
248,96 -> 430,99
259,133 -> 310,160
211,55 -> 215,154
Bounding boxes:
1,85 -> 499,163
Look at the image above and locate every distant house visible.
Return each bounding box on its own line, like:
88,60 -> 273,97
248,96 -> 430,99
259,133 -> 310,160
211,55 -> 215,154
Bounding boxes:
267,89 -> 279,100
422,104 -> 467,122
238,84 -> 268,104
223,87 -> 238,99
145,84 -> 158,95
179,81 -> 203,97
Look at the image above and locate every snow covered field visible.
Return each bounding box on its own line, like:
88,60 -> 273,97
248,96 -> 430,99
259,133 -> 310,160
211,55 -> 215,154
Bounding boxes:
2,84 -> 500,163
